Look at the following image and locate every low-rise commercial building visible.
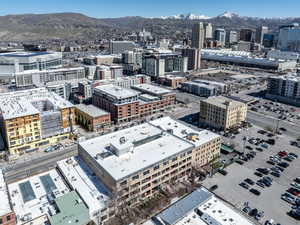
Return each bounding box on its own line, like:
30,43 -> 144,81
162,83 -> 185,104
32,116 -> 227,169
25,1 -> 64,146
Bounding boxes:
75,104 -> 111,132
157,75 -> 187,89
0,170 -> 16,225
8,169 -> 70,225
0,88 -> 75,156
78,117 -> 220,207
149,187 -> 254,225
200,96 -> 247,130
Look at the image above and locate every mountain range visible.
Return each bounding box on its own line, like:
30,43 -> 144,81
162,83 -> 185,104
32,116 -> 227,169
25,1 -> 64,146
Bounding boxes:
0,12 -> 300,42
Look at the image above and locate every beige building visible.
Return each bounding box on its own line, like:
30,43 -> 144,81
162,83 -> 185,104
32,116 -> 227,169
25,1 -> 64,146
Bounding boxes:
78,117 -> 220,207
0,88 -> 75,156
199,96 -> 247,130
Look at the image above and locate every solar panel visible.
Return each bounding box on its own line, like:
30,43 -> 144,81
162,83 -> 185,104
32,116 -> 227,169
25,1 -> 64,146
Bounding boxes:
40,174 -> 57,194
19,181 -> 36,203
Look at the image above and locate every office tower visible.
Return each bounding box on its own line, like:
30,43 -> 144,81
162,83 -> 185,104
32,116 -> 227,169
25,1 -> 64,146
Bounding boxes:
256,26 -> 268,44
204,23 -> 213,39
109,41 -> 136,54
226,30 -> 238,44
214,28 -> 226,47
182,48 -> 201,70
240,29 -> 255,42
263,34 -> 275,48
191,22 -> 205,49
278,23 -> 300,51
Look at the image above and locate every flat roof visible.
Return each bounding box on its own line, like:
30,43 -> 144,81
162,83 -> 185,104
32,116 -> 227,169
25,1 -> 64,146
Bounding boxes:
0,169 -> 11,217
57,157 -> 111,214
94,84 -> 139,100
75,104 -> 110,118
8,169 -> 69,224
201,96 -> 246,109
150,117 -> 220,148
79,121 -> 194,181
132,83 -> 172,96
154,188 -> 254,225
0,51 -> 56,58
0,88 -> 73,120
49,191 -> 90,225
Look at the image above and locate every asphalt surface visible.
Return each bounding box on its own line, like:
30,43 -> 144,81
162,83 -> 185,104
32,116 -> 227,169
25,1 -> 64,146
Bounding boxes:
4,145 -> 77,183
247,111 -> 300,139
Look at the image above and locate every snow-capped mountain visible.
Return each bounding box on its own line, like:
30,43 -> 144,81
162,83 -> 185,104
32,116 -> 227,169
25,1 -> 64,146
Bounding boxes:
217,11 -> 240,18
161,13 -> 210,20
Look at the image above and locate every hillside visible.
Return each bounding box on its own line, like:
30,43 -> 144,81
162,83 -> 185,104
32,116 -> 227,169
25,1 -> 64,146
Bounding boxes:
0,12 -> 300,41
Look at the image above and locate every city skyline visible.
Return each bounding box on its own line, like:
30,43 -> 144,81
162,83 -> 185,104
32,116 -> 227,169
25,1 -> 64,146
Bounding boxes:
1,0 -> 300,18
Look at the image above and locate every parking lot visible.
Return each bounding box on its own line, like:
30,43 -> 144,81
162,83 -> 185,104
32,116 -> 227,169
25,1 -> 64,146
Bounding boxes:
203,126 -> 300,225
248,98 -> 300,126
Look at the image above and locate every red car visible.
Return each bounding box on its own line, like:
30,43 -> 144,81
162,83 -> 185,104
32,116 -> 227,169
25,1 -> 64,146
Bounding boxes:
278,151 -> 287,157
287,188 -> 300,196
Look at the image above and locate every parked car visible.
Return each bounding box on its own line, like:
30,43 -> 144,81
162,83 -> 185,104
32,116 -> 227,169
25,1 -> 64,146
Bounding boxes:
245,178 -> 255,185
235,160 -> 244,165
249,208 -> 258,217
209,185 -> 218,191
239,182 -> 250,189
218,169 -> 228,176
277,162 -> 289,168
267,160 -> 275,165
249,188 -> 261,195
257,168 -> 269,175
270,171 -> 281,178
254,172 -> 263,177
243,206 -> 251,214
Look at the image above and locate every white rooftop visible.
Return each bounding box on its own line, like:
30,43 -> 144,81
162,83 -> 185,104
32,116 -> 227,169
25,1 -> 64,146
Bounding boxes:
79,121 -> 194,181
133,83 -> 172,95
94,84 -> 139,100
8,169 -> 69,225
0,88 -> 73,120
57,157 -> 111,216
197,195 -> 254,225
0,169 -> 11,217
75,104 -> 110,118
150,117 -> 220,148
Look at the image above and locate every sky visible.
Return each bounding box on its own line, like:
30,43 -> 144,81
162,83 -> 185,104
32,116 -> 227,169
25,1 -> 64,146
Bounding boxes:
0,0 -> 299,18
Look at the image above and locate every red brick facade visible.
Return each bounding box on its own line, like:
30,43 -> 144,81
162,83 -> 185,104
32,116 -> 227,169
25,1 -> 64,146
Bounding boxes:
0,212 -> 16,225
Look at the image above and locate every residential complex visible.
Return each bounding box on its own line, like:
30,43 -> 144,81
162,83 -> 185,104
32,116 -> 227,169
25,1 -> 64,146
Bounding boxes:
0,88 -> 75,156
92,83 -> 176,123
181,80 -> 229,97
78,117 -> 220,206
266,74 -> 300,106
199,96 -> 247,130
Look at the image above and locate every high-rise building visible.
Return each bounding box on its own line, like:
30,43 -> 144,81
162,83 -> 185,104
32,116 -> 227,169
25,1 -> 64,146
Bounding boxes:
204,23 -> 213,39
240,29 -> 255,42
214,29 -> 226,47
256,26 -> 268,44
263,33 -> 275,48
109,41 -> 136,54
278,23 -> 300,52
191,22 -> 205,49
182,48 -> 201,70
226,30 -> 238,44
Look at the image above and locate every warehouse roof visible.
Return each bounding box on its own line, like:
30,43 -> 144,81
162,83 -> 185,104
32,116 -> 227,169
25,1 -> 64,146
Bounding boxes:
75,104 -> 110,118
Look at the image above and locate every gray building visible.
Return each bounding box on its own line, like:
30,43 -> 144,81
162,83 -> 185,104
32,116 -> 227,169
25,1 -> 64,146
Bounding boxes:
256,26 -> 268,44
278,23 -> 300,52
182,48 -> 201,71
191,22 -> 205,49
214,28 -> 226,47
109,41 -> 136,54
226,30 -> 238,44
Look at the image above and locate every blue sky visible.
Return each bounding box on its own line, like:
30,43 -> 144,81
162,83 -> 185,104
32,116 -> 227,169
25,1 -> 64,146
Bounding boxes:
0,0 -> 299,18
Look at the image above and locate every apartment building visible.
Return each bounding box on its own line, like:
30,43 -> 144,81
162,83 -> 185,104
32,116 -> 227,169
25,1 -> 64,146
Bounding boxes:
78,117 -> 220,207
74,104 -> 111,132
0,88 -> 75,156
92,84 -> 140,123
199,96 -> 247,130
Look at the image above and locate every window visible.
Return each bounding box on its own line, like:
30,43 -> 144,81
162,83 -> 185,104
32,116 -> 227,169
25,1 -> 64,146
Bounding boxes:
6,215 -> 11,221
132,175 -> 139,180
163,160 -> 169,166
120,180 -> 127,186
143,170 -> 150,176
153,165 -> 160,170
172,157 -> 177,162
0,218 -> 2,224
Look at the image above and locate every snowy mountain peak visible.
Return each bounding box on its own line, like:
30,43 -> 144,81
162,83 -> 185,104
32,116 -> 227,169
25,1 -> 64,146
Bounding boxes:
217,11 -> 239,18
161,13 -> 210,20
